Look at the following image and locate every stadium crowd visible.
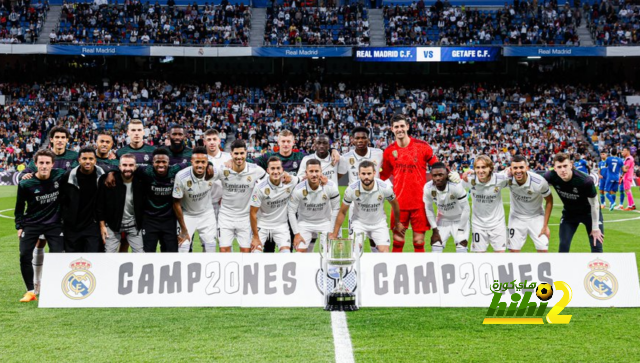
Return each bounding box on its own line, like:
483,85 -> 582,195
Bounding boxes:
52,0 -> 251,45
264,4 -> 369,46
588,0 -> 640,45
384,0 -> 581,46
1,80 -> 639,174
0,0 -> 48,44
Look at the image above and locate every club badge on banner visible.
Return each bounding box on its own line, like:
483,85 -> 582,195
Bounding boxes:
40,253 -> 640,308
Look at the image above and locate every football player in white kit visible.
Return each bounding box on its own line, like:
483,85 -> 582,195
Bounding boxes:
462,155 -> 509,253
289,159 -> 340,252
216,139 -> 266,253
423,162 -> 470,253
298,134 -> 339,185
507,155 -> 554,252
172,146 -> 218,253
204,129 -> 231,220
249,157 -> 299,253
329,161 -> 403,253
337,127 -> 384,252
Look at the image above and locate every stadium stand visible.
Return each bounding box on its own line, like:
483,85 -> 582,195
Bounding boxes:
51,0 -> 251,45
383,0 -> 581,46
264,4 -> 370,46
588,0 -> 639,45
1,80 -> 638,173
0,0 -> 49,44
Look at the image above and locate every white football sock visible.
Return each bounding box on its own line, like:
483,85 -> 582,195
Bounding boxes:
431,244 -> 444,253
456,244 -> 468,253
370,245 -> 379,253
178,241 -> 192,253
33,248 -> 45,285
279,249 -> 291,253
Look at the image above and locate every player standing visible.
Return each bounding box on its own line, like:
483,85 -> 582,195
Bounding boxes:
204,129 -> 232,221
116,119 -> 155,167
167,125 -> 193,165
423,163 -> 470,253
330,161 -> 402,253
381,115 -> 438,252
574,154 -> 589,174
604,149 -> 624,211
172,146 -> 217,253
544,153 -> 604,253
507,156 -> 553,253
216,140 -> 266,253
249,157 -> 299,253
462,155 -> 509,253
288,159 -> 340,253
620,146 -> 636,210
598,151 -> 608,209
15,150 -> 66,302
298,134 -> 340,185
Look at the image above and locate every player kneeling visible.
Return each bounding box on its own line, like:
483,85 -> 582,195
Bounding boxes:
423,163 -> 470,253
330,161 -> 403,252
250,157 -> 299,253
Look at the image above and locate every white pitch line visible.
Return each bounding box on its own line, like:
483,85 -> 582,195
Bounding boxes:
331,311 -> 355,363
0,209 -> 14,219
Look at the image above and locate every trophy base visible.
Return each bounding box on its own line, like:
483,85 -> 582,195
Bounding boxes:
325,292 -> 359,311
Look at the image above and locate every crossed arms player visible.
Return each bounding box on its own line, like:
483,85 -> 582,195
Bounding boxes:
329,161 -> 402,253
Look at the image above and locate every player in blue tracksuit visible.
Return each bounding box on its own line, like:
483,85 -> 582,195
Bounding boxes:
574,155 -> 589,174
605,149 -> 625,210
598,152 -> 608,207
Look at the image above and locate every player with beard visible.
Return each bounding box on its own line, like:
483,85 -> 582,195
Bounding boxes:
95,132 -> 120,172
424,163 -> 470,253
338,126 -> 384,252
288,159 -> 340,253
620,147 -> 636,211
173,147 -> 218,253
20,126 -> 79,296
204,129 -> 231,220
381,115 -> 444,253
461,155 -> 509,253
167,125 -> 193,165
96,154 -> 145,253
507,155 -> 553,253
250,157 -> 299,253
15,150 -> 66,302
544,153 -> 604,252
597,151 -> 608,209
116,119 -> 155,167
330,161 -> 401,253
298,135 -> 339,185
216,140 -> 266,253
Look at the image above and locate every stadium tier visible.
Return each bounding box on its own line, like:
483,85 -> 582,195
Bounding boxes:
0,0 -> 49,44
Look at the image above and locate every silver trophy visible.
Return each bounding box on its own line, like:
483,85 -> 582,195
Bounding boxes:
323,233 -> 361,311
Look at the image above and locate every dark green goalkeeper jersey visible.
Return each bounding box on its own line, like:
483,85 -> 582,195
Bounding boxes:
116,144 -> 156,167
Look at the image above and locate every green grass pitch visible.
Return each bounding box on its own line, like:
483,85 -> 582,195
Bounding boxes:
0,185 -> 639,362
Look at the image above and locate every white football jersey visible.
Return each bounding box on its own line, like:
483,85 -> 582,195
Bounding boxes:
172,166 -> 215,215
215,162 -> 266,219
288,180 -> 340,234
463,173 -> 509,228
298,153 -> 339,185
338,148 -> 384,185
250,176 -> 299,229
208,151 -> 232,204
343,178 -> 395,225
508,171 -> 551,219
423,181 -> 468,223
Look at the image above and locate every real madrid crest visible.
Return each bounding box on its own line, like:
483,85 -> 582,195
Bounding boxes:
349,157 -> 355,166
265,188 -> 271,196
355,190 -> 361,198
293,161 -> 298,169
302,189 -> 308,197
223,169 -> 230,178
392,150 -> 398,158
187,180 -> 193,188
378,194 -> 383,201
527,189 -> 533,195
208,181 -> 213,187
247,176 -> 252,182
54,181 -> 59,189
62,258 -> 96,300
286,187 -> 291,194
450,194 -> 455,199
431,190 -> 437,198
494,186 -> 499,193
584,259 -> 618,300
471,179 -> 476,186
322,194 -> 328,200
144,154 -> 149,161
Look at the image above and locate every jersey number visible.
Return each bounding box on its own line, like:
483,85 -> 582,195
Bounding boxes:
473,233 -> 480,243
509,229 -> 515,239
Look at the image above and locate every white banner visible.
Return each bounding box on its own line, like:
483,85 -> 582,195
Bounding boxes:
40,253 -> 639,308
